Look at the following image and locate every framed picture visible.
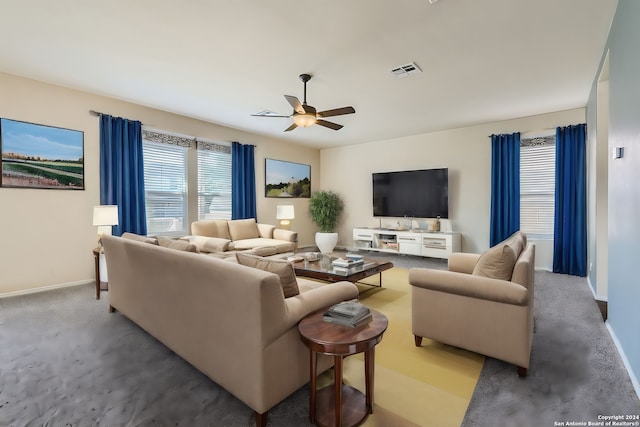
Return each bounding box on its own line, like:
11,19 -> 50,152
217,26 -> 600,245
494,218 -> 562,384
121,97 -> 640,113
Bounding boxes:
265,158 -> 311,198
0,118 -> 84,190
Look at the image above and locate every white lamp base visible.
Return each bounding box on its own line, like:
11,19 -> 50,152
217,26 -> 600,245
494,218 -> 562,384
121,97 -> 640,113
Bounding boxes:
279,220 -> 291,230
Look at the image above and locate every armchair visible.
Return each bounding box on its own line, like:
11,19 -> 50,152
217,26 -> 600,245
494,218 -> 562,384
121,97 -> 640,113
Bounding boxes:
409,232 -> 535,376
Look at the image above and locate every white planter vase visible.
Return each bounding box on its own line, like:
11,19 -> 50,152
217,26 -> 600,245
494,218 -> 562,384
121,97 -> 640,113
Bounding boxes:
315,232 -> 339,254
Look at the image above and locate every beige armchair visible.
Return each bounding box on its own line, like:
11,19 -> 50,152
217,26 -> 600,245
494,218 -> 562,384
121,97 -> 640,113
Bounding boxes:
409,232 -> 535,376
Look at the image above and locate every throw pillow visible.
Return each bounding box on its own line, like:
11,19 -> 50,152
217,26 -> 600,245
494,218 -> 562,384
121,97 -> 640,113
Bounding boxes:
191,220 -> 232,240
503,231 -> 525,259
472,243 -> 517,281
235,253 -> 300,298
157,236 -> 199,253
186,236 -> 231,253
121,232 -> 158,245
228,218 -> 260,241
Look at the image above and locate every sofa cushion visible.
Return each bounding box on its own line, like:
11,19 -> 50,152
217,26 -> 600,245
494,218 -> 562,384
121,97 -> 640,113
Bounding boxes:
472,243 -> 517,281
257,223 -> 275,239
121,232 -> 158,245
252,246 -> 278,257
191,220 -> 231,240
157,236 -> 199,253
228,219 -> 260,241
232,238 -> 295,253
236,253 -> 300,298
185,236 -> 232,253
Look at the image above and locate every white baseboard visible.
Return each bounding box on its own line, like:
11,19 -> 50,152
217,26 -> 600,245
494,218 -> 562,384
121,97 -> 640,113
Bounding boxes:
0,279 -> 92,299
606,322 -> 640,400
587,276 -> 609,302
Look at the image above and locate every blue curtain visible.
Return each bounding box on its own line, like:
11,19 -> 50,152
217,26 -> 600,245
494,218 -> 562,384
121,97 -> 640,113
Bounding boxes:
490,132 -> 521,246
99,115 -> 146,236
553,124 -> 587,276
231,142 -> 256,219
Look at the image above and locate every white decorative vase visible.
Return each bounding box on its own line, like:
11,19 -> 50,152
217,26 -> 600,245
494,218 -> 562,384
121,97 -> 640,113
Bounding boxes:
315,232 -> 339,254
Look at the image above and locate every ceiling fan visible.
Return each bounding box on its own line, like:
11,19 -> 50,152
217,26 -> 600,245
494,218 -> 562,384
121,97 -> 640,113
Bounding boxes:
252,74 -> 355,132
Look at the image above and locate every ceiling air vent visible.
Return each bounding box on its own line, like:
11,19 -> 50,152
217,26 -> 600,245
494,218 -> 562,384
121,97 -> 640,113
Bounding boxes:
389,62 -> 422,79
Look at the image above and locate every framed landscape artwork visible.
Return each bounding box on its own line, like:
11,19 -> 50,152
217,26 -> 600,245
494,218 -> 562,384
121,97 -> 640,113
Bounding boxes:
265,158 -> 311,198
0,118 -> 84,190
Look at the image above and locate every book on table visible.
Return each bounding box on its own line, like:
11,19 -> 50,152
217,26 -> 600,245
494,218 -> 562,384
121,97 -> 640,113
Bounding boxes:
323,301 -> 372,327
331,257 -> 364,268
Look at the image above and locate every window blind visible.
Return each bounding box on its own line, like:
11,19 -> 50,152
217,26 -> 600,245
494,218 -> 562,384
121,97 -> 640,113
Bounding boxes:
197,141 -> 232,220
520,137 -> 555,237
142,140 -> 188,234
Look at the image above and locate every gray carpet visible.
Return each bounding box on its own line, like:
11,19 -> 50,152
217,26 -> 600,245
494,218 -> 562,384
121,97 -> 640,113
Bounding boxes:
461,270 -> 640,427
1,253 -> 638,426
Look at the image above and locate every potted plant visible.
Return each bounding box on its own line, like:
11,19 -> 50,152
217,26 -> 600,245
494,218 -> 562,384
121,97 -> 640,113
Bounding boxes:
308,190 -> 343,253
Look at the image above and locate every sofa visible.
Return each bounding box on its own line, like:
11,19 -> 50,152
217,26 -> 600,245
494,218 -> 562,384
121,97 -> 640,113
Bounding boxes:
187,218 -> 297,257
101,234 -> 359,426
409,232 -> 535,376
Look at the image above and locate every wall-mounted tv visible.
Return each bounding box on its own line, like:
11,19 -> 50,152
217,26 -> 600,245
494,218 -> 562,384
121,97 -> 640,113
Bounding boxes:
372,168 -> 448,218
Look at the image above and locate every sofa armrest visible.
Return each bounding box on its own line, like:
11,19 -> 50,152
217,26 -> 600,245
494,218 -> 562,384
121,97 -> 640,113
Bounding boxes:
281,281 -> 359,330
448,252 -> 480,274
257,223 -> 276,239
408,268 -> 528,306
273,228 -> 298,243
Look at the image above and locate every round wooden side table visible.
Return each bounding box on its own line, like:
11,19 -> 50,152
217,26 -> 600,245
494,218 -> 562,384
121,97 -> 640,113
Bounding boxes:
299,307 -> 388,427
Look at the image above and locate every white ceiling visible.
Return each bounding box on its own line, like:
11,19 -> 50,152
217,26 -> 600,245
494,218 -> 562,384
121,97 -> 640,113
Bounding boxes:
1,0 -> 617,149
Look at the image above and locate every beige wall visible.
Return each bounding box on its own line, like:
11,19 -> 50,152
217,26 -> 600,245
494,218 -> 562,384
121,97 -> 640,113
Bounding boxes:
320,108 -> 585,269
0,72 -> 320,295
0,70 -> 588,294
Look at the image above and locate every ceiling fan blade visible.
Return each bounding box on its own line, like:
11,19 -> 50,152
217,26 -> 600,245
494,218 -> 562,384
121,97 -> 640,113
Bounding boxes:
284,123 -> 298,132
251,114 -> 291,118
316,119 -> 343,131
284,95 -> 305,114
317,106 -> 356,118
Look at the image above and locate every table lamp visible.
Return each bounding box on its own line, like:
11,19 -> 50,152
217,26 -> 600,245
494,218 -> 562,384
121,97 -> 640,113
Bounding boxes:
276,205 -> 295,230
93,205 -> 119,245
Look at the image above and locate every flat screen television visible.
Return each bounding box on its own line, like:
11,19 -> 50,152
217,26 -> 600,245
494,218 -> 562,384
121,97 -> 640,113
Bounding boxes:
372,168 -> 448,218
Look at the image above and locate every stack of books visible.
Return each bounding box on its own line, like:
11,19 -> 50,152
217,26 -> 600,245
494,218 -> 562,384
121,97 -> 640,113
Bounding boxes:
331,257 -> 364,268
345,252 -> 364,261
322,301 -> 372,327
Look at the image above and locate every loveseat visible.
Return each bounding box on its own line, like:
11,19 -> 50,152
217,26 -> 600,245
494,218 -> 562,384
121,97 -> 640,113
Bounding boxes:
409,232 -> 535,376
101,234 -> 359,426
187,218 -> 297,257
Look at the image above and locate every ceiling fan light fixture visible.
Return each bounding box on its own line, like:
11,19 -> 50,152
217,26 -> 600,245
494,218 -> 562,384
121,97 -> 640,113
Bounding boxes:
293,113 -> 317,127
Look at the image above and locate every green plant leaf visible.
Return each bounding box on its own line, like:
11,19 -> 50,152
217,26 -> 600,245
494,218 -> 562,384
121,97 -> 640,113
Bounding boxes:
308,191 -> 343,232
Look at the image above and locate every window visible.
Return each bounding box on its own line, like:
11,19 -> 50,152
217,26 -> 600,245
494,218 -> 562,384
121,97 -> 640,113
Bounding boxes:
143,139 -> 188,235
197,141 -> 232,220
520,136 -> 556,238
142,129 -> 232,235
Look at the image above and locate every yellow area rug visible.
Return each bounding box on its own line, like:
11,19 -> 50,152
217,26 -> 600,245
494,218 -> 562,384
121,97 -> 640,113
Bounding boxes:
322,268 -> 484,426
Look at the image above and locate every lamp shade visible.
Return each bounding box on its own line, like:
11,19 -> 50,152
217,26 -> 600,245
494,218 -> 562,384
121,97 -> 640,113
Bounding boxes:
276,205 -> 295,220
93,205 -> 119,226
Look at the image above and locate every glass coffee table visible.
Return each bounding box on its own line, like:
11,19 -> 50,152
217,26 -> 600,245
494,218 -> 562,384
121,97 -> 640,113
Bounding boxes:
290,254 -> 393,287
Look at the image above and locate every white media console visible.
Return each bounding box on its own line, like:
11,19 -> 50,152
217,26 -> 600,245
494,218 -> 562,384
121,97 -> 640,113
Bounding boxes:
352,228 -> 461,259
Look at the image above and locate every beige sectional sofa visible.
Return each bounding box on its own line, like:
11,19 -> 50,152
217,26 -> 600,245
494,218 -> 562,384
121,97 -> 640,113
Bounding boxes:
187,218 -> 297,257
101,234 -> 359,426
409,232 -> 535,376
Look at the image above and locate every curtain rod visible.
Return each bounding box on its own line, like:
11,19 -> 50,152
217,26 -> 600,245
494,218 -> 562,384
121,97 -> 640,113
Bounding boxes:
487,127 -> 556,138
89,109 -> 145,125
90,109 -> 256,146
